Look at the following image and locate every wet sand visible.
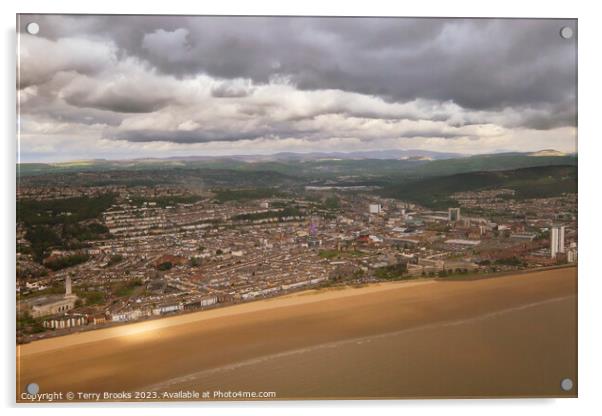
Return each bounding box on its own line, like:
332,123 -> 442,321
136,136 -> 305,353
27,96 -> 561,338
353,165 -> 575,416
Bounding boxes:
17,267 -> 577,401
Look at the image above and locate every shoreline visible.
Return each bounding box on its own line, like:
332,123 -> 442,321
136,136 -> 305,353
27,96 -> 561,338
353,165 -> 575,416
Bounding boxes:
18,278 -> 437,356
17,266 -> 577,399
18,264 -> 576,353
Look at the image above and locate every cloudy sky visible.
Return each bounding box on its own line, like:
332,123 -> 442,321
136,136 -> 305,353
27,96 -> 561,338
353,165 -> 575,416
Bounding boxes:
17,15 -> 577,162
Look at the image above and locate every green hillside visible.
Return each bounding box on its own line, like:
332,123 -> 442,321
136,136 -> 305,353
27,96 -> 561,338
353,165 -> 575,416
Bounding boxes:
410,153 -> 577,177
380,165 -> 577,209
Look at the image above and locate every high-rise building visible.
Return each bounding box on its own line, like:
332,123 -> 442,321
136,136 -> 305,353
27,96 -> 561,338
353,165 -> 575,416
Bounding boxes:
560,227 -> 565,254
550,226 -> 566,258
448,207 -> 461,222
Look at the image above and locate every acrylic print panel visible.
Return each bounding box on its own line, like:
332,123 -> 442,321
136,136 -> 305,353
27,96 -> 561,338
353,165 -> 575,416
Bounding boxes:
16,15 -> 577,402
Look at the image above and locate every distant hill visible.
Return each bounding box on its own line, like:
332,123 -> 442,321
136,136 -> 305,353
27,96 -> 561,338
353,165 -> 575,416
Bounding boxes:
160,149 -> 462,162
528,149 -> 567,157
19,167 -> 303,189
16,149 -> 459,175
380,165 -> 577,209
17,150 -> 577,181
409,152 -> 577,177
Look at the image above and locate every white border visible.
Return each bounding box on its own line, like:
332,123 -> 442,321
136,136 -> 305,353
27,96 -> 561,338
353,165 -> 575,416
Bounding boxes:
3,1 -> 601,415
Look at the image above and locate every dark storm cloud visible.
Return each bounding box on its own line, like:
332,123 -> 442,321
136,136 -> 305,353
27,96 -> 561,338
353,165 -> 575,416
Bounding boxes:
17,14 -> 577,160
64,90 -> 171,114
112,124 -> 466,144
20,16 -> 576,112
510,99 -> 577,130
114,130 -> 266,143
113,126 -> 323,144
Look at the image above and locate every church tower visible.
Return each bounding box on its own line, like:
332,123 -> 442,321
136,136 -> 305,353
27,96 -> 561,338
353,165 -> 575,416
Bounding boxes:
65,275 -> 73,297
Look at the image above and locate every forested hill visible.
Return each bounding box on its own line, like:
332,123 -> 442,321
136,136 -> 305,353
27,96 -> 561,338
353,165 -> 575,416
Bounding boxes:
380,165 -> 577,209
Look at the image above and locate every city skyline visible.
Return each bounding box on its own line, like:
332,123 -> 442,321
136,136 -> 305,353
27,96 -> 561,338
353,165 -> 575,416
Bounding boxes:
18,16 -> 577,162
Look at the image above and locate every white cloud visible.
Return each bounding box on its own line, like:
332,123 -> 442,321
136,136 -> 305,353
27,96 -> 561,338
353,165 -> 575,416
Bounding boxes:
19,34 -> 117,88
18,30 -> 577,162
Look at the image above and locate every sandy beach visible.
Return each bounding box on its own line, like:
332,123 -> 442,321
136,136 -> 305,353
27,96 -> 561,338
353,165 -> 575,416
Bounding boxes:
17,267 -> 577,401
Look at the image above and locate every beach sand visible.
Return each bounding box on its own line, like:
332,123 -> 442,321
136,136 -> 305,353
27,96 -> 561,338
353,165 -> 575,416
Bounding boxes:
17,267 -> 577,401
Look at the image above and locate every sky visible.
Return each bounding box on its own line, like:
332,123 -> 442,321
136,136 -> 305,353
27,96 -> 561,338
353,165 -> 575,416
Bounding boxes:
17,15 -> 577,163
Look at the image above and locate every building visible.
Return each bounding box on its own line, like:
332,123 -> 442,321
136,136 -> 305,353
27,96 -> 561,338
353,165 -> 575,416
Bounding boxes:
184,295 -> 218,310
510,232 -> 537,241
91,314 -> 107,325
550,226 -> 566,258
369,204 -> 382,214
30,276 -> 78,318
567,242 -> 578,263
43,314 -> 87,329
448,208 -> 461,222
152,303 -> 183,316
444,239 -> 481,246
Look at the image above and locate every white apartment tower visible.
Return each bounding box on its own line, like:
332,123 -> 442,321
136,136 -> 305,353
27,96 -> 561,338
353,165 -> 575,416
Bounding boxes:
550,226 -> 566,258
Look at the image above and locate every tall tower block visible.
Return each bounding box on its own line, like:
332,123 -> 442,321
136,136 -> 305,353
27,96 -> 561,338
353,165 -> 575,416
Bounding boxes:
550,226 -> 566,258
559,226 -> 565,254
